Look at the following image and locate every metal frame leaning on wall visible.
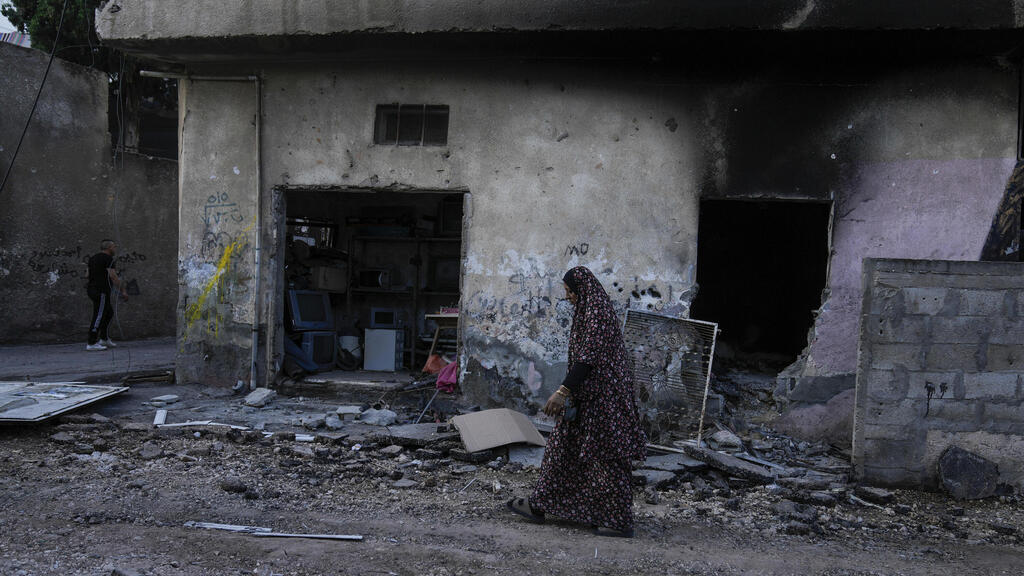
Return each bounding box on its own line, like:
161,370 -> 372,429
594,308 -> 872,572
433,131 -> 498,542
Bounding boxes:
141,70 -> 268,390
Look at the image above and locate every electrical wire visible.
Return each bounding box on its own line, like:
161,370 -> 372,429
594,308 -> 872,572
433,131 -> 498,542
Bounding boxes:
0,0 -> 71,196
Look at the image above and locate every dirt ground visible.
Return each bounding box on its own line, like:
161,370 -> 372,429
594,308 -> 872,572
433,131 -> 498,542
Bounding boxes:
1,381 -> 1023,576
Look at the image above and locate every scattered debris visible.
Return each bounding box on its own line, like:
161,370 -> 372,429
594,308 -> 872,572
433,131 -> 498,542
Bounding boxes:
707,429 -> 744,453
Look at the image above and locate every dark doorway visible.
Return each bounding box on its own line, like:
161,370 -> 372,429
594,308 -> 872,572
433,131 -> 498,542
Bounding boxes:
690,199 -> 831,366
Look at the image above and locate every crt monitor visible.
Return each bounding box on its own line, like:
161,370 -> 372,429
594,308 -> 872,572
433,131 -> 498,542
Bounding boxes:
287,290 -> 334,331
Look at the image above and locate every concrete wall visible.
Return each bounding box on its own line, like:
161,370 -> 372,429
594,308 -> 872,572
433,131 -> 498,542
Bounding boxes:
0,42 -> 178,344
852,259 -> 1024,491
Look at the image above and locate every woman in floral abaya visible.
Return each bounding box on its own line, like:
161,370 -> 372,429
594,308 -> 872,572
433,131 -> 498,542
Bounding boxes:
507,266 -> 646,537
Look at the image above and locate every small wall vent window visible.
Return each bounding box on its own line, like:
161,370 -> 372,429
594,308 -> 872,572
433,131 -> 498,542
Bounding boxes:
374,104 -> 449,146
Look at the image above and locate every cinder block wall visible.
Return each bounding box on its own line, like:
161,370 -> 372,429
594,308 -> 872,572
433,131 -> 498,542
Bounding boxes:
852,258 -> 1024,490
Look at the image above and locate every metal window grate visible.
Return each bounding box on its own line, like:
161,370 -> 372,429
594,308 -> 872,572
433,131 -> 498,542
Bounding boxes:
374,104 -> 449,146
623,310 -> 719,437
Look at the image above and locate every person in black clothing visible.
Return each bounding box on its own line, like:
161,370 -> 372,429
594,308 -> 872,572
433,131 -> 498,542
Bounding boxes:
86,239 -> 127,351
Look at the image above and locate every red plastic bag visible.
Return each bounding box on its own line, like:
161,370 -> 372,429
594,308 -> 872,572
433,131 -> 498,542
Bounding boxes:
422,354 -> 445,374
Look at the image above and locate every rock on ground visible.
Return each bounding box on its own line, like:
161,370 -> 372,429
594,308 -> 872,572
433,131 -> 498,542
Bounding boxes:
243,387 -> 277,407
939,446 -> 1000,500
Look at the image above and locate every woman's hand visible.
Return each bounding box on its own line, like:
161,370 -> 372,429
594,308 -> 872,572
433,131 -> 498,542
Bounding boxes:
543,391 -> 566,419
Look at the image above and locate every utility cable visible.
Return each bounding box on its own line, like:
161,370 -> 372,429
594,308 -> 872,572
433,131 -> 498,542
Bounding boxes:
0,0 -> 71,196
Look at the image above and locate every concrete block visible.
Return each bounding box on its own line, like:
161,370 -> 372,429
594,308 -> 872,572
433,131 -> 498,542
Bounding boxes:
903,287 -> 949,315
985,345 -> 1024,371
928,399 -> 982,426
930,317 -> 991,344
906,372 -> 960,399
772,388 -> 856,448
963,372 -> 1020,400
869,315 -> 930,344
863,369 -> 909,403
862,422 -> 912,440
862,465 -> 928,488
864,398 -> 926,426
869,344 -> 924,371
986,318 -> 1024,344
961,290 -> 1006,317
925,344 -> 983,371
979,404 -> 1024,433
862,438 -> 924,470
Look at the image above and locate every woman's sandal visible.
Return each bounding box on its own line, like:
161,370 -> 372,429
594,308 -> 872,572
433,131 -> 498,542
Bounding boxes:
506,497 -> 546,524
592,526 -> 635,538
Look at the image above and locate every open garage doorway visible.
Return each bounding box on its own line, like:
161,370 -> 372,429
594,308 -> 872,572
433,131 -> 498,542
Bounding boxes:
690,199 -> 831,372
276,188 -> 464,382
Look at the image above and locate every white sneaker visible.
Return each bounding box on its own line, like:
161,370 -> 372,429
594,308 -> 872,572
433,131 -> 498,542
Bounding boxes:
86,343 -> 108,351
99,339 -> 118,348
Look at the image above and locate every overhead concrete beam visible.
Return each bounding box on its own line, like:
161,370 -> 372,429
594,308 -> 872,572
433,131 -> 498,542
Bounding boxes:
96,0 -> 1023,54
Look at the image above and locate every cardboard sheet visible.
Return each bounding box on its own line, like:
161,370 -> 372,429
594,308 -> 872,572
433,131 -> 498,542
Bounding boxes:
451,408 -> 546,453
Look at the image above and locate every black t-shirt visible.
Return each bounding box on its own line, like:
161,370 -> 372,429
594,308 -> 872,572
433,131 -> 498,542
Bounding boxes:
87,252 -> 115,290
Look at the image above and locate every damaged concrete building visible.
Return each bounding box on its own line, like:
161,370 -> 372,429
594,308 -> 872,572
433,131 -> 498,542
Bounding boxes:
95,1 -> 1024,487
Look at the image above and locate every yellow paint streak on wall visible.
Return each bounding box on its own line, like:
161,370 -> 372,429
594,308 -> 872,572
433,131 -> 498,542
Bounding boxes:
185,227 -> 251,333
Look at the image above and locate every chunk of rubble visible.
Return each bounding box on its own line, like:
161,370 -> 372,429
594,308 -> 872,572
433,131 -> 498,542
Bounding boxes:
150,394 -> 180,405
335,405 -> 361,421
632,469 -> 676,488
379,445 -> 403,457
359,408 -> 397,427
939,446 -> 1000,500
138,442 -> 164,460
854,485 -> 894,505
707,429 -> 744,453
243,387 -> 276,407
508,445 -> 545,468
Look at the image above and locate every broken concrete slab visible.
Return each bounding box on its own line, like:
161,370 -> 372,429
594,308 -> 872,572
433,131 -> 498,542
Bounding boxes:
243,387 -> 276,407
324,414 -> 343,430
771,388 -> 855,449
674,442 -> 775,484
939,446 -> 1000,500
643,452 -> 707,473
392,479 -> 418,489
373,423 -> 459,448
